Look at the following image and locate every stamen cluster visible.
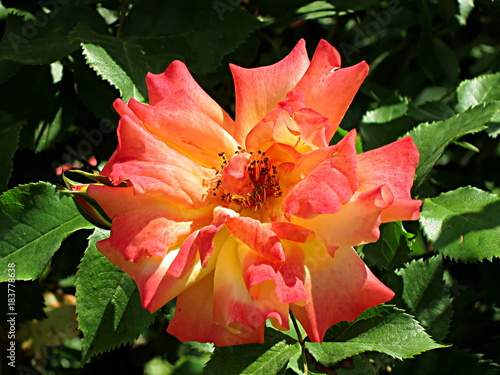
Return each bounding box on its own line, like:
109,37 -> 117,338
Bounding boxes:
210,149 -> 282,209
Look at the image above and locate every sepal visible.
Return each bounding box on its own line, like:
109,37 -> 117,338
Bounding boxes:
62,171 -> 112,229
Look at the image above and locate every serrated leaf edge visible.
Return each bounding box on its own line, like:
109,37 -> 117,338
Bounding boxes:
76,229 -> 156,363
306,305 -> 447,366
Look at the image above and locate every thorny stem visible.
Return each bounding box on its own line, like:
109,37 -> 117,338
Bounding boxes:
290,311 -> 309,374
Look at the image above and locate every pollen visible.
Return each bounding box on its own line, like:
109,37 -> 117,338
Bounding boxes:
209,149 -> 282,209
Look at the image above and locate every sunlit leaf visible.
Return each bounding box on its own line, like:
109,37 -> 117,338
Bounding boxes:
420,187 -> 500,262
204,329 -> 300,375
76,228 -> 157,363
0,183 -> 94,282
408,101 -> 500,191
396,256 -> 453,341
306,305 -> 446,367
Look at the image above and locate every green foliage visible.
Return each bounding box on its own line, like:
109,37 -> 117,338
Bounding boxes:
204,329 -> 301,375
0,182 -> 94,282
396,256 -> 453,342
456,72 -> 500,112
358,222 -> 412,270
122,0 -> 259,74
362,99 -> 409,124
391,347 -> 500,375
0,111 -> 23,192
359,98 -> 415,150
306,305 -> 445,366
408,101 -> 500,191
457,0 -> 475,25
70,23 -> 153,102
76,228 -> 157,363
0,4 -> 108,65
420,187 -> 500,262
1,0 -> 500,373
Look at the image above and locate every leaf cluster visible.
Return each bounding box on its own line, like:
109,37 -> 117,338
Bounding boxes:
1,0 -> 500,374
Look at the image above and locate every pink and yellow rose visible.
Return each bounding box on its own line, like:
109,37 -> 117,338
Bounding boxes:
83,39 -> 421,346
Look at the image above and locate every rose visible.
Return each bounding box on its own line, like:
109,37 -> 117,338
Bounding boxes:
79,39 -> 421,346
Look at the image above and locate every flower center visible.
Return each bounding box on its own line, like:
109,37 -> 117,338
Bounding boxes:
210,149 -> 282,209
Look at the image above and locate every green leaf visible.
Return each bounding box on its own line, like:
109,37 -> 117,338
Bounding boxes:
420,187 -> 500,262
335,355 -> 380,375
360,116 -> 416,151
0,182 -> 94,282
204,329 -> 301,375
0,5 -> 108,65
457,0 -> 475,26
359,99 -> 415,150
0,65 -> 58,151
325,0 -> 379,11
70,23 -> 184,101
456,72 -> 500,112
287,351 -> 305,375
80,42 -> 145,102
408,101 -> 500,191
70,24 -> 148,102
296,1 -> 336,20
70,53 -> 120,120
391,347 -> 500,375
0,111 -> 23,192
396,256 -> 453,341
33,106 -> 64,152
76,228 -> 157,363
122,0 -> 259,74
486,123 -> 500,138
418,35 -> 459,84
408,101 -> 455,122
362,99 -> 409,124
358,222 -> 411,270
306,305 -> 445,367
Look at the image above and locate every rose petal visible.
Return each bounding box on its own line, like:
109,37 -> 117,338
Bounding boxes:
292,185 -> 394,248
225,216 -> 285,262
246,108 -> 307,154
167,272 -> 265,346
109,207 -> 210,261
293,107 -> 332,149
263,222 -> 315,243
357,136 -> 422,222
231,39 -> 310,144
98,115 -> 214,208
241,241 -> 308,304
168,207 -> 239,277
146,60 -> 235,135
264,142 -> 302,166
126,93 -> 239,168
294,40 -> 368,138
96,239 -> 213,312
291,245 -> 395,342
213,236 -> 289,331
282,131 -> 359,219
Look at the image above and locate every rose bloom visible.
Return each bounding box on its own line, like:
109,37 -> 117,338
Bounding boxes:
85,40 -> 421,346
